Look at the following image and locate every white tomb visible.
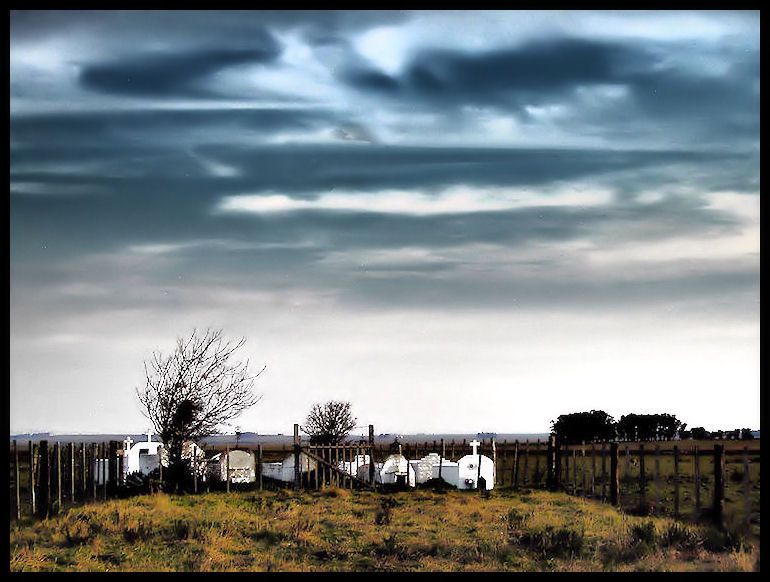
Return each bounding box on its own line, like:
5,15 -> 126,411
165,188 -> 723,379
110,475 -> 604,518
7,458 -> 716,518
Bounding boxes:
356,462 -> 384,484
209,449 -> 256,483
379,448 -> 416,487
431,460 -> 460,487
260,452 -> 318,483
338,454 -> 370,477
409,452 -> 443,484
123,433 -> 168,476
456,440 -> 495,490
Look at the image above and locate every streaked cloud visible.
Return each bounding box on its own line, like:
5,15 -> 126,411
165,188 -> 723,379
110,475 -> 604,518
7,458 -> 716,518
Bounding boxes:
10,10 -> 759,434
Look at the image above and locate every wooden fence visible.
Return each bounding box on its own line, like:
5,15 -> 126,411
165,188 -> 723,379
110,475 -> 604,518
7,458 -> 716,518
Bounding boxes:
9,433 -> 760,533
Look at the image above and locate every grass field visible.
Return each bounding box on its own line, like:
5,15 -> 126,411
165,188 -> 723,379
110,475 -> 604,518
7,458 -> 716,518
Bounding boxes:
9,487 -> 759,572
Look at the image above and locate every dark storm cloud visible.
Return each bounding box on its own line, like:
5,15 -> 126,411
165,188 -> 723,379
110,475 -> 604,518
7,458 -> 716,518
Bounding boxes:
11,108 -> 334,149
345,39 -> 634,103
79,45 -> 281,98
342,37 -> 759,148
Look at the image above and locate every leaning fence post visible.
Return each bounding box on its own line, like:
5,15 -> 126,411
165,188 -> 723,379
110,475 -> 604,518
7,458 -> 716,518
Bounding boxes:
610,442 -> 619,506
37,440 -> 50,519
713,444 -> 725,529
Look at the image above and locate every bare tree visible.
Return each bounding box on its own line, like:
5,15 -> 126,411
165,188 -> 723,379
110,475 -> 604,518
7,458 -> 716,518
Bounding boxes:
137,328 -> 264,487
303,401 -> 357,444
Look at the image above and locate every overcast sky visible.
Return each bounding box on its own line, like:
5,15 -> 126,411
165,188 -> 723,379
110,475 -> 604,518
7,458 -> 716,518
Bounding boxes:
10,10 -> 759,435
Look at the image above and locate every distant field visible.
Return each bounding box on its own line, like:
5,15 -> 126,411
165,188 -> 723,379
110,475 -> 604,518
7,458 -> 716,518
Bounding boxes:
9,488 -> 759,572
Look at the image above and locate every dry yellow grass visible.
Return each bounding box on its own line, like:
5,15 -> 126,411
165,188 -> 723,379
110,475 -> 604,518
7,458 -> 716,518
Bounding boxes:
8,487 -> 759,572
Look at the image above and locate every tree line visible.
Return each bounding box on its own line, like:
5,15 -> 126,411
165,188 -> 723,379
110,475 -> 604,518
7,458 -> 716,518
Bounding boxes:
551,410 -> 756,445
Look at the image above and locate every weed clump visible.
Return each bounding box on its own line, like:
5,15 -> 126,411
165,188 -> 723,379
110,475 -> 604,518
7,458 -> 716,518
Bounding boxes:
658,522 -> 702,552
375,497 -> 398,525
518,525 -> 586,560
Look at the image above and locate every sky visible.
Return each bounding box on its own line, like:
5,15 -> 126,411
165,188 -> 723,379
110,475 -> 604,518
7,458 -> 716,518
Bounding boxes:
10,10 -> 760,435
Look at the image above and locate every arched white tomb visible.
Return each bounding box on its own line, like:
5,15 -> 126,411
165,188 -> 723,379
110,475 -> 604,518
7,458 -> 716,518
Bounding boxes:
456,440 -> 495,490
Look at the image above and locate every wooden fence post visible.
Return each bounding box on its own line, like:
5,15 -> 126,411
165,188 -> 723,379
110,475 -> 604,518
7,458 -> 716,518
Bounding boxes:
258,444 -> 263,491
694,445 -> 701,515
638,443 -> 646,512
713,444 -> 725,529
293,424 -> 301,490
610,442 -> 619,506
14,440 -> 20,520
69,442 -> 75,501
368,425 -> 375,486
439,438 -> 445,482
512,440 -> 520,490
572,448 -> 577,495
523,440 -> 530,487
226,445 -> 231,493
108,441 -> 118,497
491,438 -> 496,486
80,443 -> 86,499
91,443 -> 97,500
673,445 -> 680,518
743,446 -> 751,526
654,445 -> 661,513
590,443 -> 596,498
37,440 -> 50,519
563,445 -> 569,490
29,441 -> 36,516
535,439 -> 542,488
102,443 -> 108,501
601,443 -> 607,502
580,441 -> 586,497
55,442 -> 62,514
546,434 -> 555,490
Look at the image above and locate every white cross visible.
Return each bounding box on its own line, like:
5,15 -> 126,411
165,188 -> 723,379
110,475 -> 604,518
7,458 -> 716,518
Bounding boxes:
123,436 -> 134,450
469,439 -> 481,455
146,431 -> 153,443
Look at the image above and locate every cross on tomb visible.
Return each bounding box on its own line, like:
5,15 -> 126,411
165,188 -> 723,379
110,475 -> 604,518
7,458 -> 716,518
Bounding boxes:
469,440 -> 481,455
123,436 -> 134,451
146,431 -> 153,443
